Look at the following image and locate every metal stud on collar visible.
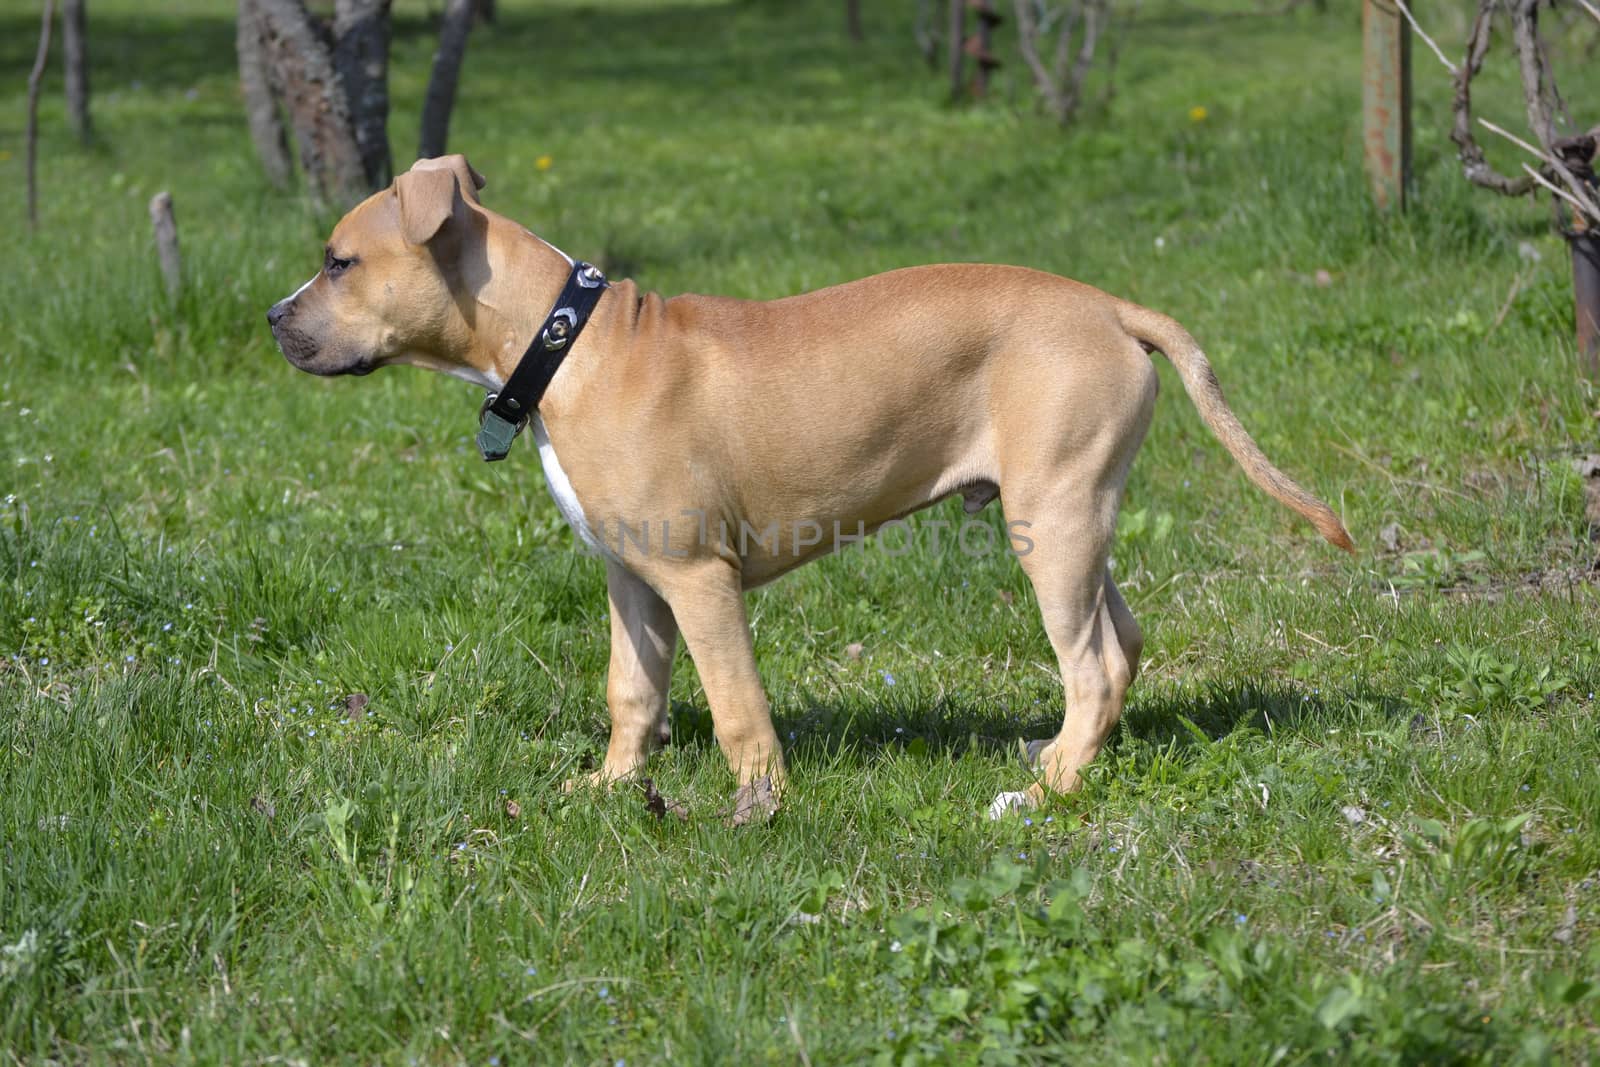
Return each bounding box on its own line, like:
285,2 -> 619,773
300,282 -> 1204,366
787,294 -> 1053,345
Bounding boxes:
542,308 -> 578,351
475,260 -> 608,462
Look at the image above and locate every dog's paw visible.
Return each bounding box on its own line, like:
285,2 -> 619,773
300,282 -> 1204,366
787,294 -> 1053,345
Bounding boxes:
727,775 -> 780,827
987,790 -> 1036,821
562,769 -> 620,794
1018,738 -> 1055,769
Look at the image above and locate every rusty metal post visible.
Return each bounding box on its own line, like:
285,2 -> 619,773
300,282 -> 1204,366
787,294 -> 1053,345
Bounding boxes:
966,0 -> 1002,99
1570,230 -> 1600,381
1362,0 -> 1412,211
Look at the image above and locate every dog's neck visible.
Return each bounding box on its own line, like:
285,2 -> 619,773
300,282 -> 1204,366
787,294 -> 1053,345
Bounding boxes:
463,214 -> 641,423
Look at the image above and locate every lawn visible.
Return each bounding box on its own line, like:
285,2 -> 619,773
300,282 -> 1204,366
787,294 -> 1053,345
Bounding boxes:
2,0 -> 1599,1061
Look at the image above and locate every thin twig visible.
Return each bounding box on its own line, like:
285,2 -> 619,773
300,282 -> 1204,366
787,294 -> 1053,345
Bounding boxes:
1522,163 -> 1599,220
1482,117 -> 1600,220
1488,270 -> 1524,334
26,0 -> 56,231
1393,0 -> 1455,74
1576,0 -> 1600,25
1478,116 -> 1550,161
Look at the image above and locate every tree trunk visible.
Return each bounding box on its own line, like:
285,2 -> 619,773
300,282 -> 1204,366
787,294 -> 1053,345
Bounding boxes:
473,0 -> 495,23
419,0 -> 475,160
846,0 -> 862,41
27,0 -> 55,231
237,0 -> 293,189
333,0 -> 392,189
914,0 -> 940,69
252,0 -> 369,205
63,0 -> 91,142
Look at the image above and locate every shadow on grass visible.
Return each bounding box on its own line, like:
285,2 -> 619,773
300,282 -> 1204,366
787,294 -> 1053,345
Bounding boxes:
666,679 -> 1409,765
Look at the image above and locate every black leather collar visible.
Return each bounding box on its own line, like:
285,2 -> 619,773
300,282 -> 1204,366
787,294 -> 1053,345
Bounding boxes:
476,260 -> 609,462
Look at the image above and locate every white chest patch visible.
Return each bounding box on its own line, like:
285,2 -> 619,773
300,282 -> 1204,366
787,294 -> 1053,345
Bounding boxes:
532,416 -> 615,560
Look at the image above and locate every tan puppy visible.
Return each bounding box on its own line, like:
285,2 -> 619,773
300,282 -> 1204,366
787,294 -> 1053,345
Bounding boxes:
269,155 -> 1353,823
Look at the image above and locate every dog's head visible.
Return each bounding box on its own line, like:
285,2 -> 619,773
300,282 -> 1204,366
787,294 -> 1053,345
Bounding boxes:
267,155 -> 488,378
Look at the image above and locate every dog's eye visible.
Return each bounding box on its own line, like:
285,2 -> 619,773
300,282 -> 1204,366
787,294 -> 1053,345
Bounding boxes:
324,249 -> 356,277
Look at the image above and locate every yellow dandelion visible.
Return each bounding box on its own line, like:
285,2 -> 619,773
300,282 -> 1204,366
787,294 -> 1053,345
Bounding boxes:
535,154 -> 553,171
1189,106 -> 1208,123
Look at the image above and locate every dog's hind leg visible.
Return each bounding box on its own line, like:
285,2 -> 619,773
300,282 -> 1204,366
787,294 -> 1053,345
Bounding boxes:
565,561 -> 679,791
989,352 -> 1154,817
995,484 -> 1137,816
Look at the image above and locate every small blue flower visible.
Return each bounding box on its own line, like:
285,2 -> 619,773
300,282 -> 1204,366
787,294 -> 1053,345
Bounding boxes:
1235,913 -> 1247,925
525,966 -> 537,976
598,985 -> 610,1000
880,670 -> 896,686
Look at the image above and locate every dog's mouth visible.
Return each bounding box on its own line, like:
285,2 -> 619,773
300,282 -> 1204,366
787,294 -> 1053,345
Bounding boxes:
272,322 -> 377,377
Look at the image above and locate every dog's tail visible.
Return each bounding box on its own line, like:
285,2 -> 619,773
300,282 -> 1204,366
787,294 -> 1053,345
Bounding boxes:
1115,302 -> 1355,554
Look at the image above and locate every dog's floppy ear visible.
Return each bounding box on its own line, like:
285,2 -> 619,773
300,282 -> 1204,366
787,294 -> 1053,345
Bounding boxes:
394,155 -> 487,246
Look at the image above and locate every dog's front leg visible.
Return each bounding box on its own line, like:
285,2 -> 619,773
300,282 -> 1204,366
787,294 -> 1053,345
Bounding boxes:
661,560 -> 785,825
565,560 -> 679,792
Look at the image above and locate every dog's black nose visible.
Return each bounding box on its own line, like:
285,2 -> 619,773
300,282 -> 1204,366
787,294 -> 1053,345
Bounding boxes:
267,301 -> 291,328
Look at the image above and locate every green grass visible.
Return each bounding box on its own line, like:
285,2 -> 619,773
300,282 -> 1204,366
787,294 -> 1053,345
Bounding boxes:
3,0 -> 1600,1061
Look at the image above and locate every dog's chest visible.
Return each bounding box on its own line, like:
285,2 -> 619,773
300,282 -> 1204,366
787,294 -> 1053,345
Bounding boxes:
531,416 -> 611,559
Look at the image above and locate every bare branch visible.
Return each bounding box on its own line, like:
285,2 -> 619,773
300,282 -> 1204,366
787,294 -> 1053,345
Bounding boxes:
1509,0 -> 1556,150
1015,0 -> 1109,126
1450,0 -> 1536,197
1575,0 -> 1600,26
1483,117 -> 1600,222
1393,0 -> 1455,74
1479,116 -> 1551,161
1521,163 -> 1600,221
1015,0 -> 1069,121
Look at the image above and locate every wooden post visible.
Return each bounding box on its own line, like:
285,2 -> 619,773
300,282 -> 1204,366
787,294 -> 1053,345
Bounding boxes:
1362,0 -> 1412,211
149,192 -> 182,301
1572,229 -> 1600,382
